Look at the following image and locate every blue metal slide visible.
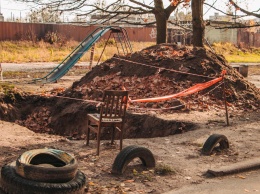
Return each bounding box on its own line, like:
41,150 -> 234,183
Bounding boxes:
34,26 -> 121,83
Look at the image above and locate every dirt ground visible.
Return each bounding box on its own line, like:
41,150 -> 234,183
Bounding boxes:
0,66 -> 259,193
0,44 -> 260,193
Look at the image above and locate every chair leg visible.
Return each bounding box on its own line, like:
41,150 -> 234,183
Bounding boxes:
111,125 -> 115,145
97,125 -> 101,155
119,124 -> 124,150
86,119 -> 91,146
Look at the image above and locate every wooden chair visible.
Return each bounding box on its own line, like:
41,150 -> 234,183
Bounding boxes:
86,90 -> 128,155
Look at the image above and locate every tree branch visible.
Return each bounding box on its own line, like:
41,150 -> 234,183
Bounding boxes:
229,0 -> 260,18
204,2 -> 234,16
165,1 -> 181,19
129,0 -> 154,10
168,20 -> 192,31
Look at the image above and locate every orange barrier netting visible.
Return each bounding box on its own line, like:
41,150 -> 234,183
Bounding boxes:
127,70 -> 226,103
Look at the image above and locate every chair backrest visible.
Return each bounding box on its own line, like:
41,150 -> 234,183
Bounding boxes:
100,90 -> 128,119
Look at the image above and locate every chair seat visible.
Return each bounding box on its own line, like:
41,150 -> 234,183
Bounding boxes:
88,113 -> 123,123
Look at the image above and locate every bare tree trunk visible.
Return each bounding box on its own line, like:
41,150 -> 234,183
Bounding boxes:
154,0 -> 167,44
155,13 -> 167,44
192,0 -> 205,47
153,0 -> 179,44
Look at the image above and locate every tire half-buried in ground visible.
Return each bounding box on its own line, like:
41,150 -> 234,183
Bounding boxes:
15,148 -> 78,183
0,162 -> 86,194
112,145 -> 156,175
202,134 -> 229,155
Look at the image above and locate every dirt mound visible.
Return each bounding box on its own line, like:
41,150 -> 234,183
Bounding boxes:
67,44 -> 259,112
2,44 -> 259,138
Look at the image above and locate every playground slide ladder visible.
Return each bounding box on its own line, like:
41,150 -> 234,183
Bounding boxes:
96,27 -> 133,65
34,26 -> 131,83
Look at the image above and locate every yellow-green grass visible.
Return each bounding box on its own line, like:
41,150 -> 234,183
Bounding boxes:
0,40 -> 155,63
224,54 -> 260,63
1,41 -> 260,63
212,42 -> 260,63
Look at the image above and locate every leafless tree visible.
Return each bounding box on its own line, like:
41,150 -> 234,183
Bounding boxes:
14,0 -> 182,44
27,6 -> 62,23
15,0 -> 260,47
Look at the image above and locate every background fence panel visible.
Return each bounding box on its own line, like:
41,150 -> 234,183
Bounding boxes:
0,22 -> 157,43
1,22 -> 259,47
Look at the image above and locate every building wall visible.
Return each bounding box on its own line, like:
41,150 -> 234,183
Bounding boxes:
205,25 -> 237,45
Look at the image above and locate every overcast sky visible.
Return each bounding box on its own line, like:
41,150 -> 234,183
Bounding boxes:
1,0 -> 259,21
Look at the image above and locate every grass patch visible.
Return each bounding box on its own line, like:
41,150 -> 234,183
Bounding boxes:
1,41 -> 259,63
154,164 -> 176,176
225,54 -> 260,63
0,40 -> 154,63
0,83 -> 15,93
0,82 -> 20,102
212,42 -> 260,63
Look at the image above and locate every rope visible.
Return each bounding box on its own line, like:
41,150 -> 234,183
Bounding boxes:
200,81 -> 224,97
128,104 -> 185,111
112,56 -> 218,79
40,94 -> 103,104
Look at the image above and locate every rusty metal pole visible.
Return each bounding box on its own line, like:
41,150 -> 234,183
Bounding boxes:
222,76 -> 229,126
89,43 -> 95,69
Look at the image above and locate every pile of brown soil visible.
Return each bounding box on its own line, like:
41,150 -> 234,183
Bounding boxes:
1,44 -> 259,138
67,44 -> 259,112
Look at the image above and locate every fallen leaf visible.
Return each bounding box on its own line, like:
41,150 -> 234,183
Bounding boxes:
124,179 -> 135,183
88,181 -> 95,186
237,175 -> 246,179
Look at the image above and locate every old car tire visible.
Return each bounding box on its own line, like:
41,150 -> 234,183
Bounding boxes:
0,162 -> 86,194
202,134 -> 229,155
112,145 -> 156,175
15,148 -> 78,183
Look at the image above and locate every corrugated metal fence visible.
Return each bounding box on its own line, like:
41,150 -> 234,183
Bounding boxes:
0,22 -> 260,47
237,29 -> 260,48
0,22 -> 156,42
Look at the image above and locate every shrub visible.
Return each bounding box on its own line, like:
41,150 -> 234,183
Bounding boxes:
44,31 -> 59,44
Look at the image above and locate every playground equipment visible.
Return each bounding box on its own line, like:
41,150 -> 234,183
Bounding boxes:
34,26 -> 132,83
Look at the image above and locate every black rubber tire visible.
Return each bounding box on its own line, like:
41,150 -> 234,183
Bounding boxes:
0,187 -> 6,194
15,148 -> 78,183
0,162 -> 86,194
111,145 -> 156,175
202,134 -> 229,155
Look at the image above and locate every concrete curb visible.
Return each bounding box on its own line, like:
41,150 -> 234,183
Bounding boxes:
207,157 -> 260,177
